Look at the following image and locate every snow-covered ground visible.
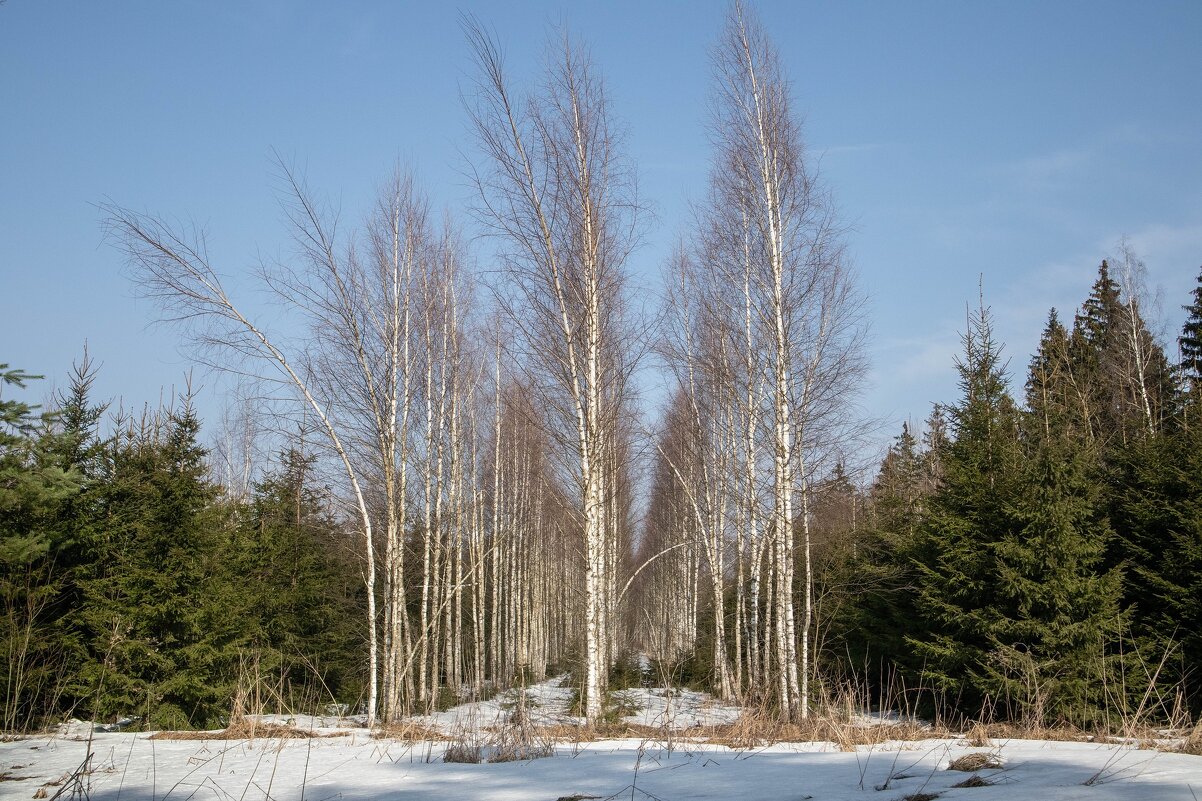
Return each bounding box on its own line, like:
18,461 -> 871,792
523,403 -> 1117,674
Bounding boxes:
411,674 -> 583,733
3,677 -> 1199,801
399,674 -> 743,734
611,686 -> 742,729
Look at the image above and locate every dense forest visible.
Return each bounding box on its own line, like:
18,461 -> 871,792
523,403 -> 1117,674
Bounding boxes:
4,5 -> 1201,734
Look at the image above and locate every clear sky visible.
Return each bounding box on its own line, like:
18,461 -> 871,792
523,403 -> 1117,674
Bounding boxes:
3,1 -> 1200,463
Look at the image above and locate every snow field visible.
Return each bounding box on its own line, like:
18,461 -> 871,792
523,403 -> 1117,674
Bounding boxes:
3,678 -> 1198,800
4,731 -> 1201,801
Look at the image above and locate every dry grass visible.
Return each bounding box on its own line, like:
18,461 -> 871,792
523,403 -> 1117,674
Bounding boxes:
963,722 -> 992,747
958,721 -> 1090,743
699,706 -> 941,750
372,722 -> 454,742
504,721 -> 666,743
951,774 -> 995,788
1175,722 -> 1202,756
947,752 -> 1003,772
443,741 -> 483,763
149,719 -> 339,741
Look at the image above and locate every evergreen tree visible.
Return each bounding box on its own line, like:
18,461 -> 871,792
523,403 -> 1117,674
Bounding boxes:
837,423 -> 926,687
40,354 -> 111,715
921,404 -> 949,489
1027,309 -> 1078,439
1106,423 -> 1202,714
225,448 -> 365,711
987,434 -> 1122,725
908,289 -> 1134,721
1071,260 -> 1175,444
1070,262 -> 1124,443
998,341 -> 1125,726
1181,265 -> 1202,402
908,302 -> 1023,714
0,365 -> 83,730
75,399 -> 231,729
908,298 -> 1125,724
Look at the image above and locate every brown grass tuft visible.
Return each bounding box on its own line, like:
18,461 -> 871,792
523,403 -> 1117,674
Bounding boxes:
948,752 -> 1003,771
952,774 -> 995,788
488,695 -> 555,762
964,722 -> 992,747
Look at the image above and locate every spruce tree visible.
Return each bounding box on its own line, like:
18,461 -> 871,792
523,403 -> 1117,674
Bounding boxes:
1027,309 -> 1077,438
1071,260 -> 1175,444
908,302 -> 1023,714
225,448 -> 365,710
995,331 -> 1125,725
908,297 -> 1124,724
39,354 -> 110,717
1106,414 -> 1202,714
1181,265 -> 1202,400
1070,262 -> 1124,443
840,423 -> 926,685
0,365 -> 83,729
76,399 -> 229,728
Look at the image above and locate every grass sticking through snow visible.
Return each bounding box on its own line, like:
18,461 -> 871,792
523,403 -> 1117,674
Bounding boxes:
947,752 -> 1003,772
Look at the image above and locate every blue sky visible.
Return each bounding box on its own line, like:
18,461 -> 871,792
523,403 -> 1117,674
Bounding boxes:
2,1 -> 1201,460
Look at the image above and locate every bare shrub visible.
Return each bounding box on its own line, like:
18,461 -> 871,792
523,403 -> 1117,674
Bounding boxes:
490,693 -> 554,762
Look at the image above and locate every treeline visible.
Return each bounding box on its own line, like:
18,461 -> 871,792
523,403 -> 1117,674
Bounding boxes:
820,260 -> 1202,725
1,359 -> 365,730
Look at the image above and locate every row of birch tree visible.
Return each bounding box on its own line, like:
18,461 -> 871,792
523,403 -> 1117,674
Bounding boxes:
92,3 -> 865,727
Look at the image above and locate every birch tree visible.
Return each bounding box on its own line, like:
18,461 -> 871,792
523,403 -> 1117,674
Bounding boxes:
103,165 -> 438,725
464,20 -> 641,724
682,1 -> 866,719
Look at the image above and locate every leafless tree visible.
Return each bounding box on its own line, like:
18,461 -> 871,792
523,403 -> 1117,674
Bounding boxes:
103,162 -> 443,725
660,1 -> 867,720
463,19 -> 643,723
